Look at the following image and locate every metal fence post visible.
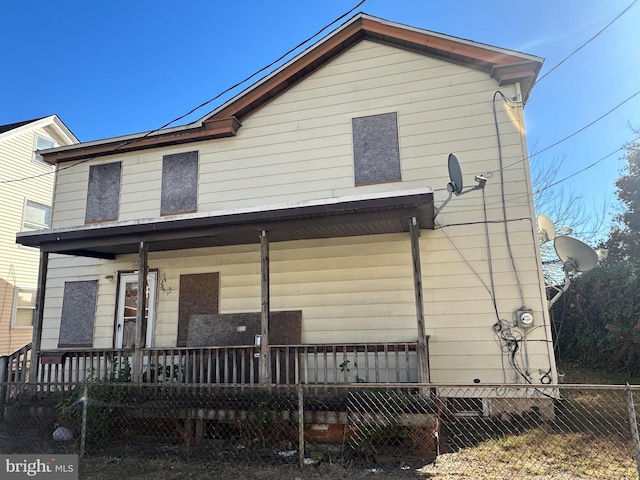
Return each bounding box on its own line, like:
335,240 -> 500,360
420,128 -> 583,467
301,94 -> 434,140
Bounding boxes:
298,383 -> 304,469
0,356 -> 7,411
80,384 -> 89,457
626,383 -> 640,478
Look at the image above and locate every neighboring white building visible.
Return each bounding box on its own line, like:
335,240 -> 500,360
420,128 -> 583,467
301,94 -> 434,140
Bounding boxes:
0,116 -> 78,355
17,14 -> 555,389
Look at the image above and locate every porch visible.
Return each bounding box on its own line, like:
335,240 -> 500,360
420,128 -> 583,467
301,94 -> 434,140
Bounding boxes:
15,190 -> 435,389
1,341 -> 423,394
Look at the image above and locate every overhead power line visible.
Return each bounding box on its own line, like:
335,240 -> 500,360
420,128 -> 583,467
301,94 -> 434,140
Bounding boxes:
538,135 -> 640,192
489,88 -> 640,175
0,0 -> 368,186
533,0 -> 638,87
437,135 -> 639,211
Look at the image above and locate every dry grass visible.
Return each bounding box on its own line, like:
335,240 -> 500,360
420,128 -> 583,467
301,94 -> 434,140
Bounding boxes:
420,427 -> 636,479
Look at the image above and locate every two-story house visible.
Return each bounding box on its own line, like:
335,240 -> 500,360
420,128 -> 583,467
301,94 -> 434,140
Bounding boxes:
14,15 -> 555,410
0,116 -> 78,356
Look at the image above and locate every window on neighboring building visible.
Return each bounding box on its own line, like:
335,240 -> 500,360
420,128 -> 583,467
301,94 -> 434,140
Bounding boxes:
161,151 -> 198,215
33,134 -> 55,165
13,287 -> 36,328
85,162 -> 122,223
23,200 -> 51,231
352,112 -> 401,186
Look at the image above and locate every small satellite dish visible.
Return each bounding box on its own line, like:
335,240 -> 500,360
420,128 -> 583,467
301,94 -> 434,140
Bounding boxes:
537,214 -> 556,243
448,154 -> 463,195
554,236 -> 598,273
435,153 -> 487,216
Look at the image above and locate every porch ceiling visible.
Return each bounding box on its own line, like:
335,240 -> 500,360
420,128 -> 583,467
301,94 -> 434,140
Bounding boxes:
16,190 -> 434,259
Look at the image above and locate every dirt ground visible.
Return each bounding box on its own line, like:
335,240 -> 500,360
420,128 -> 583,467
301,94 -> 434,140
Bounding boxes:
79,456 -> 434,480
78,444 -> 636,480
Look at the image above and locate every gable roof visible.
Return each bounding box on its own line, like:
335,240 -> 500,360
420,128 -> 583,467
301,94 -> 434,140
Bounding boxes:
199,14 -> 542,126
41,13 -> 543,165
0,115 -> 79,144
0,117 -> 46,135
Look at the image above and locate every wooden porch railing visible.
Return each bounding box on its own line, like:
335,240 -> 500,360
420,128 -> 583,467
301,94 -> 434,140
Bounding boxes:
0,343 -> 31,382
0,343 -> 32,404
3,342 -> 421,390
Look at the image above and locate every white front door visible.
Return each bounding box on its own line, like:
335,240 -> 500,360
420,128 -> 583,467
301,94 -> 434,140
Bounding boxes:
116,272 -> 157,348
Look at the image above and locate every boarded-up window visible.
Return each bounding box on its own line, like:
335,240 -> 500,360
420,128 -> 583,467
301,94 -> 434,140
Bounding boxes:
58,280 -> 98,348
186,311 -> 302,347
352,112 -> 401,185
161,151 -> 198,215
177,272 -> 219,347
85,162 -> 121,223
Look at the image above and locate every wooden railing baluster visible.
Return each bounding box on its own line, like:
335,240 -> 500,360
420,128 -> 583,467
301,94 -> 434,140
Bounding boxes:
1,341 -> 423,395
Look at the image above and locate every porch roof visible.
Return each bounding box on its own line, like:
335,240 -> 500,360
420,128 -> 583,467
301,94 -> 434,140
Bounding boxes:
16,189 -> 434,259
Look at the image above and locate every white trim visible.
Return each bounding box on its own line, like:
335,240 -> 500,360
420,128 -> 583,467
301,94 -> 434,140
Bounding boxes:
115,271 -> 158,348
22,198 -> 52,231
32,133 -> 56,167
0,115 -> 78,145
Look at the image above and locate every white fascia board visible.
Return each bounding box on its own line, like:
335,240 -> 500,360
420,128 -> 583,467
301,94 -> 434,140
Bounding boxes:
0,115 -> 79,146
50,116 -> 80,145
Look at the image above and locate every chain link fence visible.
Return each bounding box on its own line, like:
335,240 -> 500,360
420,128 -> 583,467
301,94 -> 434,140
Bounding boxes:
1,382 -> 639,479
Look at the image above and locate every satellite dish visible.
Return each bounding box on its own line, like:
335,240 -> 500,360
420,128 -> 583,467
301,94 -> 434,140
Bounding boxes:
434,153 -> 487,216
447,154 -> 463,195
548,235 -> 599,309
554,236 -> 598,273
537,214 -> 556,243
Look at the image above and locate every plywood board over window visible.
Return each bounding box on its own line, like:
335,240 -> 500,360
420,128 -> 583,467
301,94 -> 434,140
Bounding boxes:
85,162 -> 121,223
352,112 -> 401,186
177,272 -> 219,347
186,311 -> 302,347
161,151 -> 198,215
58,280 -> 98,348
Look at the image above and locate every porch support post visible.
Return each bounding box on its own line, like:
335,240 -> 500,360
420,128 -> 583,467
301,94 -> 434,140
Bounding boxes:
28,251 -> 49,384
410,217 -> 430,383
132,241 -> 148,383
260,230 -> 271,384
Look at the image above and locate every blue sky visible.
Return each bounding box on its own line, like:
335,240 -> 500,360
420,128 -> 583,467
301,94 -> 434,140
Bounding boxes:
2,0 -> 638,239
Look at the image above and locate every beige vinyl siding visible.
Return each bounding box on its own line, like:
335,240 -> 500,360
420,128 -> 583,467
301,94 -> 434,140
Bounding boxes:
0,127 -> 56,354
53,41 -> 526,224
44,40 -> 553,383
40,224 -> 552,384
